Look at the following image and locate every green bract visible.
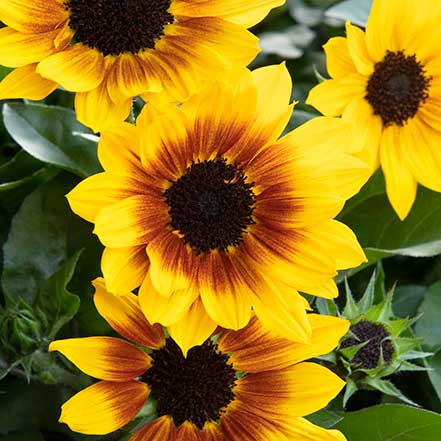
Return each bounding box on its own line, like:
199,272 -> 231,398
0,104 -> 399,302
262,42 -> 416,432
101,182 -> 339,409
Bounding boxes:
318,267 -> 432,406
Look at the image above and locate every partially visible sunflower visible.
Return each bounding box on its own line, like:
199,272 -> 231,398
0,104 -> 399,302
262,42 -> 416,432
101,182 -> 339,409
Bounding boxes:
67,64 -> 370,351
49,278 -> 348,441
0,0 -> 283,132
307,0 -> 441,220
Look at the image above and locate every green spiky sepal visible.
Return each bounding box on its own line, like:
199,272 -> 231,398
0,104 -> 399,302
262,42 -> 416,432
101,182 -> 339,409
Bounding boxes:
316,265 -> 432,407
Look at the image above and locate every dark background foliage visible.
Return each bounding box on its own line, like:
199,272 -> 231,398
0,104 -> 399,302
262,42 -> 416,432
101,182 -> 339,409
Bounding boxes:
1,1 -> 441,440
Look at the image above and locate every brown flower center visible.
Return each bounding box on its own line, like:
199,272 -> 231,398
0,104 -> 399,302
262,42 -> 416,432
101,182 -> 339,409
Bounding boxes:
143,339 -> 237,430
340,320 -> 394,370
65,0 -> 174,56
365,51 -> 431,126
164,158 -> 256,254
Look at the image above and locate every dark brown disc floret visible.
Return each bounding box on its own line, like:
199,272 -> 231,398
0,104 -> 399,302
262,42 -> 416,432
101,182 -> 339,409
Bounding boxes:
340,320 -> 394,369
365,50 -> 431,126
143,339 -> 237,429
164,158 -> 256,254
65,0 -> 174,56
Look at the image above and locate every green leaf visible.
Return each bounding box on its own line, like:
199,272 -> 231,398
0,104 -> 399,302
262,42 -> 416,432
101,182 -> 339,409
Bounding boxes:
343,279 -> 359,319
395,337 -> 423,355
363,377 -> 418,406
415,282 -> 441,352
0,378 -> 63,435
340,341 -> 368,360
1,175 -> 92,305
39,251 -> 82,340
2,103 -> 101,177
343,378 -> 358,407
0,66 -> 13,81
393,285 -> 427,318
400,350 -> 433,361
357,269 -> 377,313
0,166 -> 58,192
339,171 -> 441,258
0,432 -> 44,441
325,0 -> 372,27
0,151 -> 42,182
335,404 -> 441,441
306,409 -> 343,429
315,298 -> 338,316
287,108 -> 317,130
259,25 -> 315,59
427,351 -> 441,403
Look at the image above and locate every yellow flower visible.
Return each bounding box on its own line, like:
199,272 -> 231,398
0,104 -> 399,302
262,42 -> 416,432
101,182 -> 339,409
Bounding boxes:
0,0 -> 284,132
49,278 -> 348,441
307,0 -> 441,220
67,64 -> 369,350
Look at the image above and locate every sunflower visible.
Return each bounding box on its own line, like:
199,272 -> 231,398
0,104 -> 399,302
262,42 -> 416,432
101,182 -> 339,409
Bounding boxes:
67,64 -> 370,351
0,0 -> 284,132
49,278 -> 348,440
307,0 -> 441,220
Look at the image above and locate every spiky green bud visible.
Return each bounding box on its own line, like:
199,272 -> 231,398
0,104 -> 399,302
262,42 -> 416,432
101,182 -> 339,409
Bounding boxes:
317,265 -> 431,407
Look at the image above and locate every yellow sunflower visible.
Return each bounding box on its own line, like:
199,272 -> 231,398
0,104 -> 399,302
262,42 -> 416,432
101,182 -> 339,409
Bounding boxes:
0,0 -> 284,132
307,0 -> 441,220
49,278 -> 348,441
67,64 -> 370,350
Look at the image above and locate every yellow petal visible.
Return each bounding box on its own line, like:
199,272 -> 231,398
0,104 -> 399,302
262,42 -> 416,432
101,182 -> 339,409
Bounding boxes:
345,22 -> 373,76
140,107 -> 192,182
49,336 -> 151,381
147,231 -> 195,296
101,246 -> 149,295
323,37 -> 356,79
168,298 -> 217,357
0,63 -> 57,100
252,281 -> 312,344
219,314 -> 349,372
276,417 -> 347,441
198,251 -> 253,330
66,172 -> 140,223
171,0 -> 285,28
243,226 -> 337,299
75,80 -> 132,133
138,273 -> 198,326
0,0 -> 67,34
235,362 -> 345,418
200,422 -> 224,441
60,381 -> 148,435
130,416 -> 176,441
176,421 -> 202,441
93,278 -> 165,350
94,194 -> 166,248
153,17 -> 258,102
304,220 -> 366,270
401,117 -> 441,193
249,62 -> 293,146
365,0 -> 422,60
342,98 -> 383,170
286,116 -> 362,156
106,53 -> 162,103
306,73 -> 366,116
98,122 -> 143,173
37,44 -> 105,92
380,125 -> 417,220
0,27 -> 57,67
222,404 -> 291,440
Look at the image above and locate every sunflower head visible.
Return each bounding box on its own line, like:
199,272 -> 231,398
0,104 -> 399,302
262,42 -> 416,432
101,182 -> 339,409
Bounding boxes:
48,278 -> 349,441
317,267 -> 431,407
0,0 -> 285,131
306,0 -> 441,220
66,63 -> 371,353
